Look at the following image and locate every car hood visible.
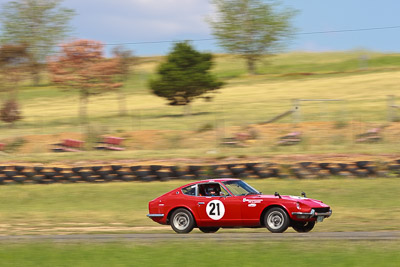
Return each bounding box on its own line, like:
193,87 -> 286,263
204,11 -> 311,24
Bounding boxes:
244,194 -> 329,207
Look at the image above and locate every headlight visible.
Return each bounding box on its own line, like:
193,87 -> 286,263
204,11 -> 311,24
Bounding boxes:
296,202 -> 301,210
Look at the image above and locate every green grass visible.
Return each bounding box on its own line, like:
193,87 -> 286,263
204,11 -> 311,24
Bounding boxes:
0,178 -> 399,235
0,241 -> 399,267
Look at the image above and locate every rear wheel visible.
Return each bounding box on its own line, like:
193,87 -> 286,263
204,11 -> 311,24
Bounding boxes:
264,207 -> 290,233
170,208 -> 195,234
199,227 -> 220,233
291,220 -> 315,233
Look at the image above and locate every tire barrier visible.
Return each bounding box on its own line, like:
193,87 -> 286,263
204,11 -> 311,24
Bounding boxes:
0,159 -> 397,184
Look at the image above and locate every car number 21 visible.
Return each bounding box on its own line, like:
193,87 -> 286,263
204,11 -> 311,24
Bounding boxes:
206,200 -> 225,220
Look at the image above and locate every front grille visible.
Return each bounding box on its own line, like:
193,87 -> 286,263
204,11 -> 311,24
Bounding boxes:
313,207 -> 330,213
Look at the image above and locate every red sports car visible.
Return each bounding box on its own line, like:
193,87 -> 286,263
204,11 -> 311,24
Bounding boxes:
147,178 -> 332,234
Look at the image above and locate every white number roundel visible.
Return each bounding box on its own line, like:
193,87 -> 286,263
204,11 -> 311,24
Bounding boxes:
206,200 -> 225,220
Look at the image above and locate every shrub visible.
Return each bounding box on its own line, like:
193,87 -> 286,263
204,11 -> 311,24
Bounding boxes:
334,120 -> 348,129
197,122 -> 214,133
0,99 -> 22,124
4,137 -> 26,152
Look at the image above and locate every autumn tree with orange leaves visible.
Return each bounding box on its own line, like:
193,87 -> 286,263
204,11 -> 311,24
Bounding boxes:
48,39 -> 123,122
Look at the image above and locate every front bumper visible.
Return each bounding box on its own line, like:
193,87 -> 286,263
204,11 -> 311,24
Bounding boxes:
292,209 -> 332,219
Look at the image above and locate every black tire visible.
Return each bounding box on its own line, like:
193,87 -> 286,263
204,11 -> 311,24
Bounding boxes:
130,166 -> 141,172
53,167 -> 64,173
91,166 -> 103,172
62,173 -> 73,179
67,176 -> 81,183
14,166 -> 25,172
156,171 -> 171,181
199,227 -> 220,233
13,176 -> 26,183
32,175 -> 45,183
102,175 -> 114,182
264,207 -> 290,233
257,171 -> 271,179
140,175 -> 156,182
111,165 -> 122,171
51,175 -> 64,183
43,172 -> 56,178
84,175 -> 98,183
189,165 -> 201,173
4,171 -> 16,178
170,208 -> 195,234
34,166 -> 44,172
96,170 -> 110,176
135,170 -> 149,178
230,167 -> 245,175
71,167 -> 82,173
120,175 -> 135,182
150,165 -> 162,172
291,220 -> 315,233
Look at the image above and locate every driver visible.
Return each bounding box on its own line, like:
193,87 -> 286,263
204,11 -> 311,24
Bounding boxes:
206,187 -> 218,196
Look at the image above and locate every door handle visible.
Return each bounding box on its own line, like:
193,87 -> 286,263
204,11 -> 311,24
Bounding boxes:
198,202 -> 205,205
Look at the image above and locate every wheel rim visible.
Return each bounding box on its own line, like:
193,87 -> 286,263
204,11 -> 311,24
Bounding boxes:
267,211 -> 284,230
173,212 -> 190,231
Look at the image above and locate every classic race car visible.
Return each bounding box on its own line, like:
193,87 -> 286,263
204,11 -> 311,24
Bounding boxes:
147,178 -> 332,234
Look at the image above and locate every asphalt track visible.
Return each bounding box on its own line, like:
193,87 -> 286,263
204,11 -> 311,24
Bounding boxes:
0,231 -> 399,243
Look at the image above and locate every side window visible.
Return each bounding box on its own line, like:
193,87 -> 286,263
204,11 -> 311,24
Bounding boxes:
182,185 -> 196,196
199,183 -> 230,197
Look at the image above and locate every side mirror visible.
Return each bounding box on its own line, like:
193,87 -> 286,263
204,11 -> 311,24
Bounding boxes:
274,192 -> 282,199
301,192 -> 307,198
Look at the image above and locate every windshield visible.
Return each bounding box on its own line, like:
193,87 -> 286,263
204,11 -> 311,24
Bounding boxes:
222,180 -> 260,196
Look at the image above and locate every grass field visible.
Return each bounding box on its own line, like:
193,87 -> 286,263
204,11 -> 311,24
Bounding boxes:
0,240 -> 399,267
0,178 -> 398,235
14,53 -> 400,132
1,51 -> 400,161
0,177 -> 399,266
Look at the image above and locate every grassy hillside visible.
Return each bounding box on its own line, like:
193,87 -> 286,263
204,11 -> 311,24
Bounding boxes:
2,51 -> 400,161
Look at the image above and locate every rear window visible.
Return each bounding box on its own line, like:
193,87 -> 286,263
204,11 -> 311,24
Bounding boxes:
182,185 -> 196,196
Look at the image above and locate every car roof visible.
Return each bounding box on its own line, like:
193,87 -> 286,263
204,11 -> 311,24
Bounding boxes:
182,178 -> 239,188
198,178 -> 239,183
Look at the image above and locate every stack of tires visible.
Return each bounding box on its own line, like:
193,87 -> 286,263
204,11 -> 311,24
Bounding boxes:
288,160 -> 387,179
0,159 -> 397,185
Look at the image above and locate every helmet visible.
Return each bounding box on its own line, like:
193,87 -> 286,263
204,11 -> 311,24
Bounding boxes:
207,187 -> 217,195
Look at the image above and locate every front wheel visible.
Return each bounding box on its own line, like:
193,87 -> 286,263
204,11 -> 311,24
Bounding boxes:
264,207 -> 290,233
291,220 -> 315,233
199,227 -> 220,233
170,208 -> 195,234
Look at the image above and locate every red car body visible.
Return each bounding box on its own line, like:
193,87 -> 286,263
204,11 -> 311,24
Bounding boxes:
147,178 -> 332,233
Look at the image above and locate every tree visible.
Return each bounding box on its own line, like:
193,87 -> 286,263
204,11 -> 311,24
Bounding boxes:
209,0 -> 295,74
149,42 -> 223,115
112,46 -> 135,116
0,44 -> 29,125
0,43 -> 30,97
0,0 -> 75,84
48,39 -> 123,122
